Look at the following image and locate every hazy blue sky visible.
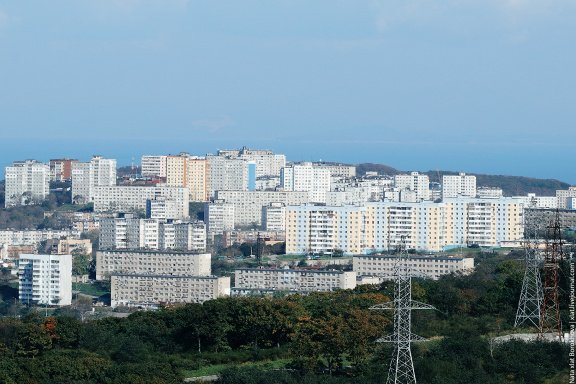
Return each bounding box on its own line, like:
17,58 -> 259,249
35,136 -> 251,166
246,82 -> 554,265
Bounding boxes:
1,1 -> 575,183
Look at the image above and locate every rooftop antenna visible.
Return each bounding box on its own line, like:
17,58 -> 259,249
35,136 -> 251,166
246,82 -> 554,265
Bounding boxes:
370,237 -> 436,384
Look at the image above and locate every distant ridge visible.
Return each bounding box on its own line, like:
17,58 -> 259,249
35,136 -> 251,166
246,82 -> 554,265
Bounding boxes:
355,163 -> 571,197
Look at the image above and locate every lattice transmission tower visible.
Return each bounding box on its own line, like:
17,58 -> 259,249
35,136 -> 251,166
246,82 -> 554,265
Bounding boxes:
514,220 -> 543,328
538,211 -> 564,341
370,241 -> 436,384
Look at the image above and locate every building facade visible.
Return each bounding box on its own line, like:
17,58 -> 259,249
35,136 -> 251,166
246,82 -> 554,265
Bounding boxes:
96,250 -> 211,280
281,162 -> 331,203
71,156 -> 117,204
49,158 -> 78,182
5,160 -> 50,208
141,155 -> 167,178
442,173 -> 476,199
215,190 -> 309,226
93,186 -> 189,218
234,268 -> 356,293
111,274 -> 230,307
19,253 -> 72,306
353,255 -> 474,281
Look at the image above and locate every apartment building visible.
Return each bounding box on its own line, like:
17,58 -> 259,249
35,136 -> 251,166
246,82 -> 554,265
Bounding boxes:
204,200 -> 235,234
443,197 -> 523,248
49,158 -> 78,182
215,190 -> 309,226
0,229 -> 79,248
353,255 -> 474,281
141,155 -> 167,178
99,215 -> 206,251
146,197 -> 181,220
206,155 -> 255,197
217,147 -> 286,178
96,250 -> 211,280
524,208 -> 576,229
312,162 -> 356,178
92,186 -> 189,218
234,268 -> 356,294
222,230 -> 285,247
394,172 -> 430,201
166,153 -> 210,201
19,253 -> 72,306
286,197 -> 523,254
281,162 -> 331,203
111,274 -> 230,307
513,194 -> 558,209
556,187 -> 576,209
45,238 -> 92,255
5,160 -> 50,207
262,203 -> 286,231
442,173 -> 476,199
477,187 -> 503,199
71,156 -> 117,204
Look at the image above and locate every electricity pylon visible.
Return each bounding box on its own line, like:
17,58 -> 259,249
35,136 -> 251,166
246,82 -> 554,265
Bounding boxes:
514,222 -> 543,328
370,241 -> 436,384
538,211 -> 564,341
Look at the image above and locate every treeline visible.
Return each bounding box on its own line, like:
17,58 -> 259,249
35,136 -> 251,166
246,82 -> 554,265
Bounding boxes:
0,253 -> 571,383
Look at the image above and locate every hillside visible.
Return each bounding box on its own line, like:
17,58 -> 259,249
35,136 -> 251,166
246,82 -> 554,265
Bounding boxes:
355,163 -> 571,196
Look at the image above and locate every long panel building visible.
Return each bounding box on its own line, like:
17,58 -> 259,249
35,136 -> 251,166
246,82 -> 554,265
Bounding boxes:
285,197 -> 524,254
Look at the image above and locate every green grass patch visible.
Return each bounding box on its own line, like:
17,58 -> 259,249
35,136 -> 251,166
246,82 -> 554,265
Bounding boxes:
183,363 -> 232,378
74,282 -> 110,297
183,359 -> 292,378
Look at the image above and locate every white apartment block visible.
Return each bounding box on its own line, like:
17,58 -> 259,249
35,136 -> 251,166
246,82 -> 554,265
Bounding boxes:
217,147 -> 286,178
204,201 -> 235,234
442,173 -> 476,199
141,155 -> 167,178
281,163 -> 331,203
327,182 -> 384,206
234,268 -> 356,293
367,202 -> 446,252
312,162 -> 356,178
207,155 -> 253,197
5,160 -> 50,208
96,250 -> 211,280
262,203 -> 286,231
513,193 -> 558,209
93,186 -> 189,218
476,187 -> 503,199
215,190 -> 309,226
286,197 -> 523,254
146,197 -> 181,220
72,156 -> 117,204
19,253 -> 72,306
166,154 -> 210,202
394,172 -> 430,201
443,197 -> 523,248
285,204 -> 369,255
556,187 -> 576,209
353,255 -> 474,281
111,274 -> 230,307
0,229 -> 79,248
99,215 -> 206,252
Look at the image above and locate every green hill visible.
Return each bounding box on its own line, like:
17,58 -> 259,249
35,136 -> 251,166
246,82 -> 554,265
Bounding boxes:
355,163 -> 571,196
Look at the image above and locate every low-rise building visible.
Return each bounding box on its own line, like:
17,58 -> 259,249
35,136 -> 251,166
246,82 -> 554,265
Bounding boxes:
19,253 -> 72,306
96,250 -> 211,280
111,274 -> 230,307
233,268 -> 356,294
353,255 -> 474,281
93,186 -> 189,219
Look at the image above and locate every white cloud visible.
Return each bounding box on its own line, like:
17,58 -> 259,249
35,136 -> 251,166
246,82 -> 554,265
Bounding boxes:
191,116 -> 236,133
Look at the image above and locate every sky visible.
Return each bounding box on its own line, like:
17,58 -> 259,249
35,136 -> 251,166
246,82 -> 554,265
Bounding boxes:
0,0 -> 575,183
